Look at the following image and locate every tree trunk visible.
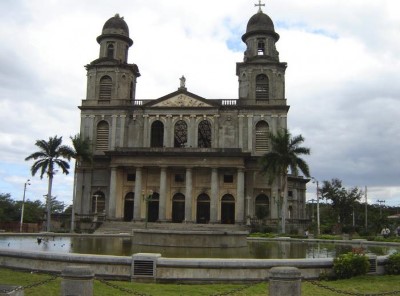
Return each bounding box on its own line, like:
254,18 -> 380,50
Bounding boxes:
70,162 -> 78,233
281,173 -> 288,234
46,174 -> 53,232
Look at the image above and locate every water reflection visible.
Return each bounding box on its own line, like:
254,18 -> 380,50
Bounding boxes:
1,236 -> 399,259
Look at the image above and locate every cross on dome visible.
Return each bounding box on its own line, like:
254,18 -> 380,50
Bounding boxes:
255,0 -> 265,13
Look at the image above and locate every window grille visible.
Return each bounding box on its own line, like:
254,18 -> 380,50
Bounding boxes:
99,76 -> 112,102
96,121 -> 109,151
198,120 -> 212,148
255,121 -> 270,153
256,74 -> 269,99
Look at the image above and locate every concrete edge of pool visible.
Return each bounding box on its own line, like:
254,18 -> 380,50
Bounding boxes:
0,233 -> 395,282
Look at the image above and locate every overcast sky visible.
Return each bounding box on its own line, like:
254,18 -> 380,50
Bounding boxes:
0,0 -> 399,208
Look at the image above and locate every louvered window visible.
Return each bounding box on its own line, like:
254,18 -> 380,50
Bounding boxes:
256,74 -> 269,99
96,121 -> 109,151
255,121 -> 269,153
99,76 -> 112,102
107,44 -> 114,58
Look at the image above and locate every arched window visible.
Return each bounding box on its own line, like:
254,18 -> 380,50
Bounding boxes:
255,194 -> 269,219
96,121 -> 109,151
92,191 -> 105,214
198,120 -> 212,148
107,44 -> 114,58
196,193 -> 210,224
255,121 -> 270,153
256,74 -> 269,99
99,76 -> 112,102
257,39 -> 265,55
151,120 -> 164,147
174,120 -> 188,147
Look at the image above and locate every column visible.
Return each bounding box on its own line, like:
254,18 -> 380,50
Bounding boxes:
133,167 -> 142,221
158,167 -> 167,221
185,167 -> 193,222
271,114 -> 278,134
210,168 -> 219,223
247,115 -> 253,151
108,167 -> 117,219
143,115 -> 149,147
238,115 -> 244,149
88,115 -> 95,141
236,168 -> 245,224
119,115 -> 126,147
213,115 -> 220,148
188,115 -> 196,147
279,115 -> 287,130
111,115 -> 118,149
166,115 -> 172,147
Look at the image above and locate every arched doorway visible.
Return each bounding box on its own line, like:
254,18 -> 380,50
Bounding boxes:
91,191 -> 105,214
172,193 -> 185,223
147,192 -> 159,222
196,193 -> 210,224
255,194 -> 269,219
221,194 -> 235,224
124,192 -> 134,221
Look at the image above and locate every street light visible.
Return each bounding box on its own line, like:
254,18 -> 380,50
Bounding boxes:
311,177 -> 320,236
19,179 -> 31,233
377,199 -> 385,218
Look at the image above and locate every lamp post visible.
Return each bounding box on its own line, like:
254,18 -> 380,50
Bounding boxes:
377,199 -> 385,218
311,177 -> 320,236
19,179 -> 31,233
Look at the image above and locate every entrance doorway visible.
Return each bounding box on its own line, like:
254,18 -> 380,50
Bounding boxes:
255,194 -> 269,219
147,192 -> 159,222
221,194 -> 235,224
196,193 -> 210,224
123,192 -> 134,221
172,193 -> 185,223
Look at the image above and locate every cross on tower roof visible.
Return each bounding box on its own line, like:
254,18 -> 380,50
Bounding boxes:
255,0 -> 265,13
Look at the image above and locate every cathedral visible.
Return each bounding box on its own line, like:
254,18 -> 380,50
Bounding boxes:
74,6 -> 309,230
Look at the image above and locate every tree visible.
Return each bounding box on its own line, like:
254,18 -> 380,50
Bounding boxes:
259,128 -> 310,233
320,178 -> 363,230
25,135 -> 74,232
69,134 -> 92,232
0,193 -> 19,222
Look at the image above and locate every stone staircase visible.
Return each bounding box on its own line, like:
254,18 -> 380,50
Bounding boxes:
95,221 -> 249,234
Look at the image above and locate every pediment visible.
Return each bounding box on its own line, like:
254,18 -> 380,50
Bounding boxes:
152,93 -> 213,108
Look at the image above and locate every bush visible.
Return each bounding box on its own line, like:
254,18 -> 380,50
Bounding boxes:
386,252 -> 400,275
333,252 -> 370,279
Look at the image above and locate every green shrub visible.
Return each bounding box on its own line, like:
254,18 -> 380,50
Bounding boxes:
386,252 -> 400,275
333,252 -> 370,279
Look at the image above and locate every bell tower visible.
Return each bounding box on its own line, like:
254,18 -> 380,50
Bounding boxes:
84,14 -> 140,106
236,6 -> 287,105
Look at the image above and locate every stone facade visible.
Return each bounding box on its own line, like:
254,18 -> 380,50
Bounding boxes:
75,10 -> 309,227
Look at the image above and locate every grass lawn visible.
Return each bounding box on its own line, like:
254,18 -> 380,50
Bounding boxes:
1,267 -> 400,295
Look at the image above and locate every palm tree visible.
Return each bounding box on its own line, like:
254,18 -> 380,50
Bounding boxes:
69,134 -> 92,232
25,135 -> 74,232
259,128 -> 310,233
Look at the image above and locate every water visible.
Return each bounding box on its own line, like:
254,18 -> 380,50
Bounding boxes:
0,236 -> 399,259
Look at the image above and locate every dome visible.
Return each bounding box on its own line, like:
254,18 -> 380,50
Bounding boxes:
242,11 -> 279,41
97,14 -> 133,46
102,14 -> 129,37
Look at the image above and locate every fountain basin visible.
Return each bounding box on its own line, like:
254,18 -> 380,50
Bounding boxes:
132,229 -> 249,248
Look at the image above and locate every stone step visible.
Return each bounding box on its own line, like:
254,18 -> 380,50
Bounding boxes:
95,221 -> 248,234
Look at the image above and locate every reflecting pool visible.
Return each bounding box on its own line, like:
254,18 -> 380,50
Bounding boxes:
0,236 -> 399,259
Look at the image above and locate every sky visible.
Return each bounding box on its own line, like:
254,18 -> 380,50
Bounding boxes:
0,0 -> 399,209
